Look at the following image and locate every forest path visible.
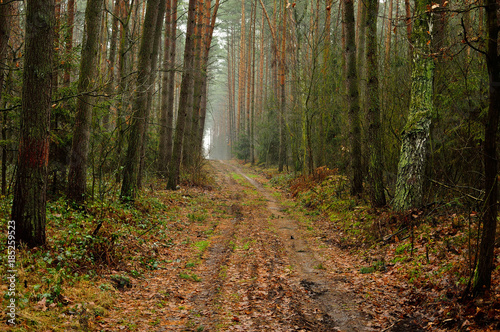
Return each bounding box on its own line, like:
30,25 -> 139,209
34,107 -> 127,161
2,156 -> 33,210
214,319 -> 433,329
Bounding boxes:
184,160 -> 373,331
100,160 -> 375,331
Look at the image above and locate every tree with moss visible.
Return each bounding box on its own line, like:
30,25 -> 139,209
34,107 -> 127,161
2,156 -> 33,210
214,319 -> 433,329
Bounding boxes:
67,0 -> 104,202
393,0 -> 434,211
121,0 -> 163,200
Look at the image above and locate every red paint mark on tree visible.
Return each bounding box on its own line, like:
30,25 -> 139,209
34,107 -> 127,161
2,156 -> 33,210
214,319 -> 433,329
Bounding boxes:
19,137 -> 50,168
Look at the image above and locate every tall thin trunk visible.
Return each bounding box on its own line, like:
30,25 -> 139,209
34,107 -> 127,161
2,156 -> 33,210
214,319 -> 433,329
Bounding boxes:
317,0 -> 333,168
115,0 -> 132,182
258,10 -> 265,118
343,0 -> 362,196
357,0 -> 367,112
11,0 -> 55,247
158,0 -> 178,176
138,0 -> 166,187
120,0 -> 161,200
67,0 -> 104,202
250,0 -> 256,165
473,0 -> 500,294
227,29 -> 234,151
237,0 -> 246,135
0,0 -> 13,196
184,0 -> 204,167
384,0 -> 393,67
278,0 -> 287,172
245,0 -> 255,162
197,0 -> 220,154
166,0 -> 198,190
383,0 -> 393,113
64,0 -> 75,86
366,0 -> 386,207
104,0 -> 121,130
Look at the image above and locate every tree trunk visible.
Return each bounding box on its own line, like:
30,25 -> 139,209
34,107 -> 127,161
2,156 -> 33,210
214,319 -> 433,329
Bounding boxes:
277,1 -> 287,172
227,28 -> 235,152
137,0 -> 166,188
115,0 -> 133,182
184,0 -> 204,167
250,0 -> 256,165
384,0 -> 393,68
0,0 -> 13,197
67,0 -> 104,202
343,0 -> 363,196
357,0 -> 367,113
11,0 -> 55,247
166,0 -> 197,190
237,0 -> 246,135
64,0 -> 75,86
473,0 -> 500,294
197,0 -> 220,155
0,0 -> 12,98
120,0 -> 161,200
158,0 -> 178,176
366,0 -> 386,207
103,0 -> 121,130
393,0 -> 434,211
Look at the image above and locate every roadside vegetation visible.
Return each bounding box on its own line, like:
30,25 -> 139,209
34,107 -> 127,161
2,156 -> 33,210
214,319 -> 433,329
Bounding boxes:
0,166 -> 221,331
263,164 -> 500,331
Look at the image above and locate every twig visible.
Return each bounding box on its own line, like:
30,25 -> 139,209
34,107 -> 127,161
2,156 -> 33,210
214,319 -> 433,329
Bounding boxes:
429,179 -> 483,202
382,227 -> 408,244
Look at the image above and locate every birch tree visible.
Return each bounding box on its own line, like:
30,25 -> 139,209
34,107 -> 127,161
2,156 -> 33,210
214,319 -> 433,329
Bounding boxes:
393,0 -> 435,211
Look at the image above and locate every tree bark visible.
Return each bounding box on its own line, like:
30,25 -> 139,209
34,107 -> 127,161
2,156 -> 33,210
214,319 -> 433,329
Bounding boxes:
67,0 -> 104,202
158,0 -> 178,176
250,0 -> 256,165
237,0 -> 246,135
103,0 -> 121,130
473,0 -> 500,294
121,0 -> 161,200
366,0 -> 386,207
11,0 -> 55,247
357,0 -> 367,112
0,0 -> 12,98
166,0 -> 198,190
63,0 -> 75,86
277,1 -> 287,172
0,0 -> 13,197
115,0 -> 133,182
343,0 -> 363,196
138,0 -> 166,188
197,0 -> 220,155
184,0 -> 204,167
393,0 -> 434,211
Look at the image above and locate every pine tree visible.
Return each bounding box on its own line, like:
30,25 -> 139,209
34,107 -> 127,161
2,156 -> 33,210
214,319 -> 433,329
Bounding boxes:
11,0 -> 55,247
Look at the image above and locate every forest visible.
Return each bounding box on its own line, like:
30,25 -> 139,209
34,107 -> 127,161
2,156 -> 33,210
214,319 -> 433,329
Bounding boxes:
1,0 -> 500,330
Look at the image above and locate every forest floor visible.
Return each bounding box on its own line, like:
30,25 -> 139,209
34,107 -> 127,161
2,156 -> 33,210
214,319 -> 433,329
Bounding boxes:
1,160 -> 500,331
97,160 -> 373,332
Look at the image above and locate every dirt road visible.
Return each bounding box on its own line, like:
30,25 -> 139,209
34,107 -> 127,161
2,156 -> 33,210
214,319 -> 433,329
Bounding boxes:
184,160 -> 373,331
101,160 -> 375,331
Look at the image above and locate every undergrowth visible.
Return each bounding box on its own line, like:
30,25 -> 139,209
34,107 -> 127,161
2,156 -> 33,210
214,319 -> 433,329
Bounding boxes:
268,166 -> 500,330
0,165 -> 216,331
